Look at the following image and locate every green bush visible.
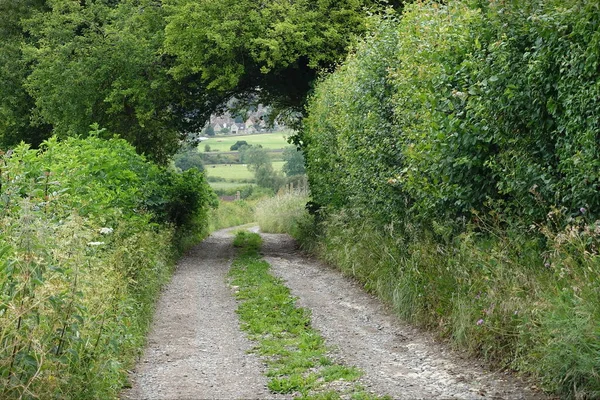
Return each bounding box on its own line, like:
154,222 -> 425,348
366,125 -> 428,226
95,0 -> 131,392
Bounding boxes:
305,0 -> 600,226
281,146 -> 305,177
302,1 -> 600,397
0,133 -> 213,399
173,147 -> 205,172
230,140 -> 249,151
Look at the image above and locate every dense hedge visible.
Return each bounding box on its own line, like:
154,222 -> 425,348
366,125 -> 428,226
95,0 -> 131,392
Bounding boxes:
305,0 -> 599,225
303,1 -> 600,397
0,134 -> 213,398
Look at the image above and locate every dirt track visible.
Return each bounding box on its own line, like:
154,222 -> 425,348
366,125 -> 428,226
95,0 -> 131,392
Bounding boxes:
121,228 -> 547,400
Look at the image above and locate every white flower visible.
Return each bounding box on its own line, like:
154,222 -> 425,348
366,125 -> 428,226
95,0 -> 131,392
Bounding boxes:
87,241 -> 105,246
99,227 -> 113,235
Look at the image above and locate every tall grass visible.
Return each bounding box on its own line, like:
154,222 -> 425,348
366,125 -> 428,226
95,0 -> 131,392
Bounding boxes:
0,190 -> 175,400
300,211 -> 600,398
208,200 -> 257,231
255,189 -> 310,237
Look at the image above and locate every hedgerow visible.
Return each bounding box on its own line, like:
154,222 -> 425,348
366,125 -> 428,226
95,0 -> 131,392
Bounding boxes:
306,0 -> 600,225
302,1 -> 600,397
0,132 -> 213,399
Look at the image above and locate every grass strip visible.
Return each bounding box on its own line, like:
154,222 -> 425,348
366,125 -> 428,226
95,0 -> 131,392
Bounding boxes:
229,231 -> 390,400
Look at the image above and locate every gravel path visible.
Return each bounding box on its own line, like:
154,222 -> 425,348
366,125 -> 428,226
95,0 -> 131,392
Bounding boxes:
122,227 -> 549,400
121,229 -> 278,400
260,232 -> 549,400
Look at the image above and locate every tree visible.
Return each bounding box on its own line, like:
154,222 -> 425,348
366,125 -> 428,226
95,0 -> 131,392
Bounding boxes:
173,148 -> 205,172
282,146 -> 305,176
0,0 -> 402,159
0,0 -> 52,149
239,145 -> 269,171
204,125 -> 215,137
20,0 -> 215,163
238,144 -> 283,190
163,0 -> 393,130
255,164 -> 284,191
230,140 -> 249,151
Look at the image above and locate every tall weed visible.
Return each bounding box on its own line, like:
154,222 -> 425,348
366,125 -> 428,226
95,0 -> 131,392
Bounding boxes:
208,200 -> 256,231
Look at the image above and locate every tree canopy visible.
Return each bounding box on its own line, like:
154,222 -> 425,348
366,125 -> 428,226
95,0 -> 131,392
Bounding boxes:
19,0 -> 217,163
0,0 -> 397,161
282,146 -> 306,177
163,0 -> 386,120
0,0 -> 51,148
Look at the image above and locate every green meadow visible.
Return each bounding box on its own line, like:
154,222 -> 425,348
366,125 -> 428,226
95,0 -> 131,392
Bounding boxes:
205,161 -> 285,180
201,131 -> 291,152
208,181 -> 255,190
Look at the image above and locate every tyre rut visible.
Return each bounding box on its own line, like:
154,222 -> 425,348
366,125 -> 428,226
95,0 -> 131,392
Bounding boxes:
121,229 -> 280,400
261,232 -> 549,400
122,228 -> 549,400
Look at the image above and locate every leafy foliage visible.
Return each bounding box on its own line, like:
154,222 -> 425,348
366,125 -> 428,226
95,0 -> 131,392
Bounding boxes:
303,14 -> 404,221
239,145 -> 285,191
19,0 -> 209,163
305,0 -> 600,226
173,147 -> 205,172
0,0 -> 52,149
204,125 -> 215,137
468,0 -> 600,221
302,1 -> 600,397
282,146 -> 306,177
0,134 -> 213,398
1,0 -> 397,158
163,0 -> 393,125
230,140 -> 249,151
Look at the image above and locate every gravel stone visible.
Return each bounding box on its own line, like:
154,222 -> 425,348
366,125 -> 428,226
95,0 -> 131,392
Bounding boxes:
261,232 -> 550,400
122,227 -> 551,400
121,228 -> 283,400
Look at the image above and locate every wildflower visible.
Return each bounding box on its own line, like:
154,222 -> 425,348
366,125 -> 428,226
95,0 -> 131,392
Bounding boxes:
87,241 -> 105,246
99,227 -> 113,234
476,319 -> 484,326
544,262 -> 550,268
580,207 -> 586,214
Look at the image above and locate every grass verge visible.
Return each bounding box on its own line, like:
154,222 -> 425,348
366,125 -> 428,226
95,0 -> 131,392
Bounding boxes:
229,231 -> 389,400
300,210 -> 600,399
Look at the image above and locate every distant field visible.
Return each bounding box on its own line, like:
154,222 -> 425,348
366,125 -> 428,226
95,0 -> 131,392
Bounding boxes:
200,131 -> 291,152
208,181 -> 255,190
205,161 -> 285,181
